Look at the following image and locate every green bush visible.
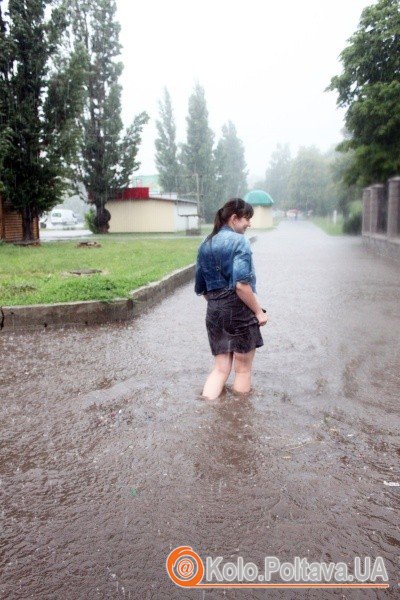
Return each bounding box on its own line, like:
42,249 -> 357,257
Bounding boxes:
84,207 -> 99,233
343,211 -> 362,234
348,200 -> 362,216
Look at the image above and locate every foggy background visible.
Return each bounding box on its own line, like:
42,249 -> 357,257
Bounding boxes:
116,0 -> 373,182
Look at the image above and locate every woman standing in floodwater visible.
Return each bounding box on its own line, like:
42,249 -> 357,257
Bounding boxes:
195,198 -> 268,400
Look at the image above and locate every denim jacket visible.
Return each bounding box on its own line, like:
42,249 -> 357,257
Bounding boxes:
195,225 -> 257,295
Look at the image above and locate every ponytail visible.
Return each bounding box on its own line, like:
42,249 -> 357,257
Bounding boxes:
207,198 -> 254,239
206,208 -> 224,240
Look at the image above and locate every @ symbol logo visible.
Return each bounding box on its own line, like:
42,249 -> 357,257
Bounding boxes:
166,546 -> 204,587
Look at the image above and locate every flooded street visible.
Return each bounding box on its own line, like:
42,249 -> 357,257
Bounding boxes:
1,221 -> 399,599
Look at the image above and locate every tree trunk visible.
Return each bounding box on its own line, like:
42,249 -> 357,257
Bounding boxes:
94,203 -> 111,234
21,205 -> 34,242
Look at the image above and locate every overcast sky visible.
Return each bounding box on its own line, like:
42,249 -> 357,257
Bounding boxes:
116,0 -> 373,182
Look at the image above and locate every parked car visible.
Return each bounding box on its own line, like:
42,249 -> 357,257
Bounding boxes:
50,209 -> 78,226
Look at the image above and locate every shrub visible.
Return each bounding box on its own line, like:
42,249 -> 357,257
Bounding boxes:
84,207 -> 99,234
343,211 -> 362,234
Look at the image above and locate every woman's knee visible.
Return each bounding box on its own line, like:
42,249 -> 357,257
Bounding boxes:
234,350 -> 255,373
214,353 -> 233,376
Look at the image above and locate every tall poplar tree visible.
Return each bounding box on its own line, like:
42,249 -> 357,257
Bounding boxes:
181,83 -> 216,221
70,0 -> 149,232
215,120 -> 247,205
0,0 -> 85,241
155,87 -> 181,194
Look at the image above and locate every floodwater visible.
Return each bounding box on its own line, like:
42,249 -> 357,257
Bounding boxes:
0,221 -> 399,599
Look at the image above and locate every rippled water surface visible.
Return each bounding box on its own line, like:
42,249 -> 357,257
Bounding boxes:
1,222 -> 399,599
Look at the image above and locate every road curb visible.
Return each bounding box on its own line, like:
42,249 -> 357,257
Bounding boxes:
0,263 -> 196,331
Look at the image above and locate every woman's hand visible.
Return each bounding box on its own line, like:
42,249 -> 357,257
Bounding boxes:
235,282 -> 268,326
255,309 -> 268,326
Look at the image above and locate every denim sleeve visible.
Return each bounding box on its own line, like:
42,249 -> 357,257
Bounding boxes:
194,256 -> 207,295
232,237 -> 255,287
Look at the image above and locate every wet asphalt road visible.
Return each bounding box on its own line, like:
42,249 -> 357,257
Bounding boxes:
0,221 -> 399,599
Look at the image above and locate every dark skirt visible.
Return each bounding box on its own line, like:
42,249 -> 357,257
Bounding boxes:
205,288 -> 264,356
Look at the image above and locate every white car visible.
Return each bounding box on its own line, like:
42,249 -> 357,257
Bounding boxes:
50,209 -> 78,226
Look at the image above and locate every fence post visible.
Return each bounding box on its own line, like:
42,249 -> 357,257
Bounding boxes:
362,187 -> 371,234
369,184 -> 385,234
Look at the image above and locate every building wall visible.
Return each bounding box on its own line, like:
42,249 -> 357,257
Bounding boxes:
107,199 -> 175,233
174,202 -> 198,231
251,206 -> 273,229
0,198 -> 39,242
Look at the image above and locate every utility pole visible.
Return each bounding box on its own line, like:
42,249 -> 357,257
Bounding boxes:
194,172 -> 203,232
195,172 -> 201,218
178,172 -> 202,235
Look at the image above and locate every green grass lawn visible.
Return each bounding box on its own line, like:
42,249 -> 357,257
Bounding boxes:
312,216 -> 344,236
0,238 -> 199,306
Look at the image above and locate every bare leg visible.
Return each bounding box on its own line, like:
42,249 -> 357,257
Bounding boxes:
233,349 -> 256,394
202,352 -> 233,400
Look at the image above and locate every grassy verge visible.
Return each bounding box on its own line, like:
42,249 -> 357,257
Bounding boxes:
312,216 -> 344,236
0,238 -> 199,306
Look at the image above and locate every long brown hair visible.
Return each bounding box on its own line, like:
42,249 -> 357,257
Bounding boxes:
207,198 -> 254,239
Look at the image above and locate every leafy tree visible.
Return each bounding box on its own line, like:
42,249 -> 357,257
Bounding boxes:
0,0 -> 85,241
0,5 -> 11,191
215,120 -> 247,205
43,40 -> 88,176
285,144 -> 361,218
0,117 -> 11,193
251,178 -> 268,191
289,146 -> 331,216
70,0 -> 149,232
181,83 -> 216,221
264,143 -> 292,208
327,0 -> 400,185
326,146 -> 362,217
155,87 -> 181,194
